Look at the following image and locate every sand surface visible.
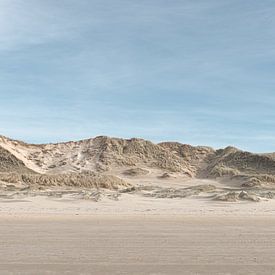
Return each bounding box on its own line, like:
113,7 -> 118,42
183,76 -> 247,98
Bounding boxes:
0,215 -> 275,275
1,193 -> 275,274
1,188 -> 275,216
1,176 -> 275,274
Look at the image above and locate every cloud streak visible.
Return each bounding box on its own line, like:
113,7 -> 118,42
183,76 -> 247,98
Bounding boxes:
0,0 -> 275,152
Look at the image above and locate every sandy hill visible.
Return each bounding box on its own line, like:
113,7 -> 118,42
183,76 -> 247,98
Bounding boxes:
0,136 -> 191,175
0,135 -> 275,188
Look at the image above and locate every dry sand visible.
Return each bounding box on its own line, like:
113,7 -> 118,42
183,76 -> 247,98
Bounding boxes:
0,215 -> 275,275
1,193 -> 275,274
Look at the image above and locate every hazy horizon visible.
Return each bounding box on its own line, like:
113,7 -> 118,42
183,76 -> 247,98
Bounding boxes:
1,0 -> 275,152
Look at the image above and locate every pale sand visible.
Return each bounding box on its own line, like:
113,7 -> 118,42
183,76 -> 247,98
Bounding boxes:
0,215 -> 275,274
1,191 -> 275,216
0,195 -> 275,274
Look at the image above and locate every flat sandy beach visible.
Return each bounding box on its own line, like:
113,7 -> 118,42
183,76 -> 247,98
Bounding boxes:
1,195 -> 275,275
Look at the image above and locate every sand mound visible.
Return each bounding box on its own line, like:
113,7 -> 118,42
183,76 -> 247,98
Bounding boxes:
123,168 -> 149,176
209,165 -> 240,177
0,172 -> 130,190
258,191 -> 275,199
159,142 -> 215,176
240,174 -> 275,187
95,137 -> 191,173
214,191 -> 260,202
142,184 -> 216,199
202,147 -> 275,187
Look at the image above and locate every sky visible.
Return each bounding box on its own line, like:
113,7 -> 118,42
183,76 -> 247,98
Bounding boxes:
0,0 -> 275,152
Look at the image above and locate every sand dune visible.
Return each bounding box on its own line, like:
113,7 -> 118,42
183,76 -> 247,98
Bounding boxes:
0,135 -> 275,202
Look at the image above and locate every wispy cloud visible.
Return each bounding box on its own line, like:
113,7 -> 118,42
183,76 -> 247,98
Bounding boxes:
0,0 -> 275,152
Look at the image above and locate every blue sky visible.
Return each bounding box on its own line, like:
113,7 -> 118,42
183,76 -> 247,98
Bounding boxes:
0,0 -> 275,152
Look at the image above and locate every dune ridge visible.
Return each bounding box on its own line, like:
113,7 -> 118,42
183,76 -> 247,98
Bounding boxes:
0,135 -> 275,201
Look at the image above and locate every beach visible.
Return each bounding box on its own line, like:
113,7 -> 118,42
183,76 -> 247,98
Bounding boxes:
1,196 -> 275,274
